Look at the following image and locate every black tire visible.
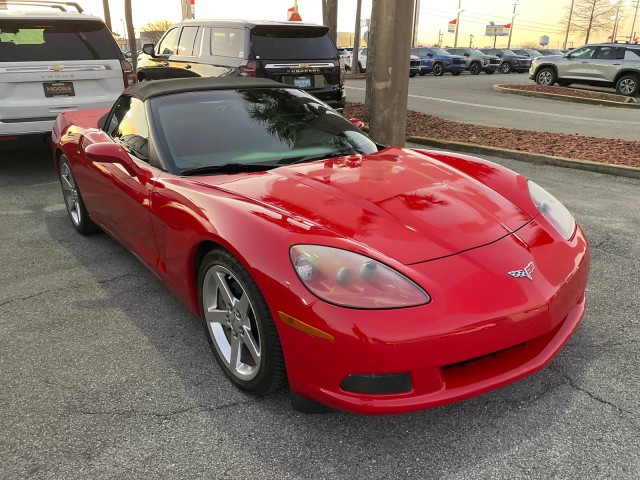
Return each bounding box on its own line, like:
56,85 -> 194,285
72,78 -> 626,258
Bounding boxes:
500,62 -> 511,74
485,70 -> 495,75
615,74 -> 640,96
198,248 -> 286,396
432,62 -> 444,76
358,62 -> 365,73
58,155 -> 99,235
535,67 -> 556,86
469,62 -> 481,75
451,71 -> 461,76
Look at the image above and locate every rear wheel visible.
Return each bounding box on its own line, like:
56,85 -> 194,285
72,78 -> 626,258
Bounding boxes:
432,62 -> 444,76
615,74 -> 639,96
198,248 -> 286,395
500,62 -> 511,74
469,62 -> 481,75
535,67 -> 556,86
58,155 -> 98,235
358,62 -> 365,73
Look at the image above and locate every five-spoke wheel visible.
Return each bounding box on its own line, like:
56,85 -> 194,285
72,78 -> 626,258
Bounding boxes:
58,155 -> 97,235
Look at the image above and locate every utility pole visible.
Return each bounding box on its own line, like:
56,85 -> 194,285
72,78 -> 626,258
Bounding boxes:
453,0 -> 462,47
412,0 -> 421,47
507,0 -> 519,49
611,0 -> 622,42
367,0 -> 414,146
563,0 -> 574,50
438,29 -> 443,46
353,0 -> 362,66
630,0 -> 639,43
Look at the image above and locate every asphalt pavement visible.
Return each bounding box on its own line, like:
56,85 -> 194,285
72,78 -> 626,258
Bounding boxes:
1,146 -> 639,479
345,74 -> 640,141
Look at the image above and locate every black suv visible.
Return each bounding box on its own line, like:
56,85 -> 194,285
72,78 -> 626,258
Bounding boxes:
137,19 -> 345,110
479,48 -> 531,74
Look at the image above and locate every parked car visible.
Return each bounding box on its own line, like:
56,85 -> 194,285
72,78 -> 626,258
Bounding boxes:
137,19 -> 345,111
537,49 -> 564,56
0,0 -> 133,147
512,49 -> 543,58
446,47 -> 500,75
479,48 -> 532,73
357,48 -> 422,77
530,43 -> 640,96
337,47 -> 352,71
410,46 -> 466,76
51,75 -> 589,415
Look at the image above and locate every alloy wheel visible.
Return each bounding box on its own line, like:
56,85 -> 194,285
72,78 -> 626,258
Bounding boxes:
60,162 -> 82,227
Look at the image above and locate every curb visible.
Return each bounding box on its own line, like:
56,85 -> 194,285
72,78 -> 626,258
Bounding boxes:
406,136 -> 640,180
493,84 -> 640,108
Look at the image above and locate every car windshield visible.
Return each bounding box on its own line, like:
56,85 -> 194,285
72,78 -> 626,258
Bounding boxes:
526,50 -> 543,57
150,88 -> 378,173
468,50 -> 484,57
431,48 -> 451,56
499,49 -> 518,56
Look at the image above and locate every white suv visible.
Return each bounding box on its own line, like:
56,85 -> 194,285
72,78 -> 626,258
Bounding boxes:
0,1 -> 134,145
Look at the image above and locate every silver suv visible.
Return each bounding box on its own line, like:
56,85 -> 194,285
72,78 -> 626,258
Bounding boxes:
529,43 -> 640,96
0,1 -> 134,146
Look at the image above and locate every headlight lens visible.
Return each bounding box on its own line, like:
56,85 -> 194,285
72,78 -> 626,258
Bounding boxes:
290,245 -> 430,309
528,181 -> 576,240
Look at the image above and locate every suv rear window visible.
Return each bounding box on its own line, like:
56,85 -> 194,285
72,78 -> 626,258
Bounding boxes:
250,26 -> 336,60
0,19 -> 120,62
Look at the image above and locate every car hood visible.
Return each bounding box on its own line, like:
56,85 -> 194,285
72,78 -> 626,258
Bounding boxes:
203,147 -> 532,264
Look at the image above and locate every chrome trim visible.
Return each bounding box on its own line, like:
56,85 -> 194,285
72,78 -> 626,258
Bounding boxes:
0,65 -> 109,73
264,62 -> 334,69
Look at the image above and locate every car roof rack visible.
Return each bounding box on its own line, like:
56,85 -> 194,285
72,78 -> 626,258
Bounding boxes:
0,1 -> 84,13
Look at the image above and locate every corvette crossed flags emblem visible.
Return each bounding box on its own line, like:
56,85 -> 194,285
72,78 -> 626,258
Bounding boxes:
508,262 -> 535,281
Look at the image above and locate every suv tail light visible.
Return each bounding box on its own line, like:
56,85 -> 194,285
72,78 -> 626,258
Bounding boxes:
239,60 -> 257,77
120,59 -> 135,87
339,57 -> 345,84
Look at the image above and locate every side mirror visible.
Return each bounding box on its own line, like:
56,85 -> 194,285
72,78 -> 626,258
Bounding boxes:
142,43 -> 156,57
496,53 -> 502,57
464,53 -> 470,57
427,53 -> 433,57
566,53 -> 573,58
349,118 -> 365,130
85,142 -> 141,176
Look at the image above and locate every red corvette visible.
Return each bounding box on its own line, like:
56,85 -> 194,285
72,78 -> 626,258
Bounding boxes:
52,77 -> 589,414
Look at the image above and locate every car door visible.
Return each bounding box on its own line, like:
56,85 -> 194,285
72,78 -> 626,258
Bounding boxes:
165,25 -> 202,78
79,95 -> 161,272
138,26 -> 185,79
588,46 -> 625,82
560,45 -> 597,79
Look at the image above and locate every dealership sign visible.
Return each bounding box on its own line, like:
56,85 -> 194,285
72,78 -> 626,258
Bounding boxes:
485,23 -> 510,37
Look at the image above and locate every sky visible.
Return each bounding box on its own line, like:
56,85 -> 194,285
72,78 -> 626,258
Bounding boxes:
77,0 -> 639,50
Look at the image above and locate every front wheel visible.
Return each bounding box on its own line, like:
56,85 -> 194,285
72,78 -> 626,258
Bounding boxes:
469,63 -> 481,75
358,62 -> 365,73
432,63 -> 444,76
500,62 -> 511,74
535,67 -> 557,86
616,74 -> 639,96
198,248 -> 286,395
58,155 -> 98,235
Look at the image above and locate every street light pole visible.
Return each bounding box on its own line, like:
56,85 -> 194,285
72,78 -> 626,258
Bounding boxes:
507,0 -> 520,49
611,0 -> 622,42
453,0 -> 462,47
563,0 -> 575,49
630,0 -> 639,42
469,33 -> 474,47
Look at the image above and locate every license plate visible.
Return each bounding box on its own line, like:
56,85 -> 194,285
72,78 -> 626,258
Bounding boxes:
293,76 -> 312,88
43,82 -> 75,98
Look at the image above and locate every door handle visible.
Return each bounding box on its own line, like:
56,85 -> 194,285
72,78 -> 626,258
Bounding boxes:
613,63 -> 621,65
185,64 -> 192,69
581,61 -> 589,64
162,61 -> 169,67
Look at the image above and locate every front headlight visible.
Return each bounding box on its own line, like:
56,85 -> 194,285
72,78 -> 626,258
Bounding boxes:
528,181 -> 576,240
290,245 -> 430,309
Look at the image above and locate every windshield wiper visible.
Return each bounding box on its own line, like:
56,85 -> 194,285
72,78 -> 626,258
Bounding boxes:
285,150 -> 359,165
180,163 -> 277,176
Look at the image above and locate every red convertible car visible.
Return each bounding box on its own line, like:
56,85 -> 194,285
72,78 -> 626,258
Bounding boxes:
52,77 -> 589,414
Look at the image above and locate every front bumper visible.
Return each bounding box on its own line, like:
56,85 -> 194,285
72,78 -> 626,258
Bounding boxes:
276,220 -> 589,414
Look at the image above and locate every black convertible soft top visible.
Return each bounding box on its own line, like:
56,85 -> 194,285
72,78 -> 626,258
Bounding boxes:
124,77 -> 291,101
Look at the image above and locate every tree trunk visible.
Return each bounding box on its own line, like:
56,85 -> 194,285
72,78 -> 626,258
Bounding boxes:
324,0 -> 338,43
367,0 -> 414,146
353,0 -> 362,69
102,0 -> 112,33
125,0 -> 137,71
